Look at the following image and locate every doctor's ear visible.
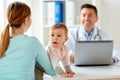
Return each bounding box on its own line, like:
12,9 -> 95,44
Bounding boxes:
96,16 -> 98,22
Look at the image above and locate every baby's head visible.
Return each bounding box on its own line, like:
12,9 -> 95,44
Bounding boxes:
49,23 -> 68,49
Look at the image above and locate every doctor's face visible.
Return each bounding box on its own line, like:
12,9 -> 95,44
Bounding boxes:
49,28 -> 68,49
80,8 -> 98,33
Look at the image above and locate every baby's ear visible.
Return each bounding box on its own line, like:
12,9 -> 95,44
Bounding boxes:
65,37 -> 68,41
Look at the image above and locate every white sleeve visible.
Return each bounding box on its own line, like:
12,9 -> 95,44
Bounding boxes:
65,29 -> 77,54
100,29 -> 119,62
61,46 -> 71,71
47,45 -> 64,73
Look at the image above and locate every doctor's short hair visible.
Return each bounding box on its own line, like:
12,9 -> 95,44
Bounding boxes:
50,23 -> 68,37
80,3 -> 98,16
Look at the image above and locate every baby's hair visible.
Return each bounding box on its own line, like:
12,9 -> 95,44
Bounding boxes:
51,23 -> 68,37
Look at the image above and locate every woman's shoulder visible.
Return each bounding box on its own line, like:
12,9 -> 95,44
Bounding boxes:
10,34 -> 40,45
20,35 -> 43,48
24,35 -> 40,42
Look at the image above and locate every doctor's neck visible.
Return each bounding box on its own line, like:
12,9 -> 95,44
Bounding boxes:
85,28 -> 94,35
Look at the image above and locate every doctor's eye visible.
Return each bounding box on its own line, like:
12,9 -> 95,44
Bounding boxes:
82,14 -> 86,17
88,14 -> 94,17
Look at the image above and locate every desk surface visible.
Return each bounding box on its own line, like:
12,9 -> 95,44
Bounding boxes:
52,63 -> 120,80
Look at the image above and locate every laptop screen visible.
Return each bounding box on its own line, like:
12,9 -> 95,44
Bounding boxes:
74,40 -> 113,66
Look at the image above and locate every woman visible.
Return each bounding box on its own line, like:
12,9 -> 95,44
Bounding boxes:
0,1 -> 55,80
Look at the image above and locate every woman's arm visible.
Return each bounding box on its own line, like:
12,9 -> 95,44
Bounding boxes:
35,38 -> 56,75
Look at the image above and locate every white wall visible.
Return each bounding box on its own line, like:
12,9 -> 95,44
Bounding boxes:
0,0 -> 44,45
101,0 -> 120,48
1,0 -> 120,48
93,0 -> 120,49
29,0 -> 44,44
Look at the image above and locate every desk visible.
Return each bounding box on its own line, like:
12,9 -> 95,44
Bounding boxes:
52,64 -> 120,80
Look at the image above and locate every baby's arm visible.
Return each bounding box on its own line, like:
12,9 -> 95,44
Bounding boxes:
61,46 -> 75,77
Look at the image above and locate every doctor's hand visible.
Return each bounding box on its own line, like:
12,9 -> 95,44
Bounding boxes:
70,53 -> 74,64
112,58 -> 115,63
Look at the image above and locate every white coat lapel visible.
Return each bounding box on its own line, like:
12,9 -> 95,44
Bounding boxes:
91,27 -> 98,40
77,26 -> 87,41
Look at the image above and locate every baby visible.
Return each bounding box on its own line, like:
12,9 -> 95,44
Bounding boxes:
46,23 -> 75,78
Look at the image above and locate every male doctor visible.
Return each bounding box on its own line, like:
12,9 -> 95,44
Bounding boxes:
66,3 -> 119,63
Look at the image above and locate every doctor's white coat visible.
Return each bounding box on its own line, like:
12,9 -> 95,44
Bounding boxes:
66,25 -> 111,53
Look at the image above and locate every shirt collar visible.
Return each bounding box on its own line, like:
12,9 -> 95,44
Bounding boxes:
81,26 -> 96,40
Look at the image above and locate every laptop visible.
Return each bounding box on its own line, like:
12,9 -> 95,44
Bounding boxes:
74,40 -> 113,66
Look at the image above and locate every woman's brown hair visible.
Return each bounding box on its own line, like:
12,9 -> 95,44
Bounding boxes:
0,1 -> 31,58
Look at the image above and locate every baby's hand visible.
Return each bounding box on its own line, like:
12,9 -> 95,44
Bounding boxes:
59,70 -> 75,78
66,70 -> 75,75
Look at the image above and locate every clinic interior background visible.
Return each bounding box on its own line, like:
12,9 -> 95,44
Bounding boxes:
0,0 -> 120,51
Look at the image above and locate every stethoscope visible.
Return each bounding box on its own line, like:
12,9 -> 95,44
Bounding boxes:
76,27 -> 102,40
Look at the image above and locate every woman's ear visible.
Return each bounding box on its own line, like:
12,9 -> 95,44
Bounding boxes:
24,16 -> 29,25
23,17 -> 28,27
24,15 -> 31,27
